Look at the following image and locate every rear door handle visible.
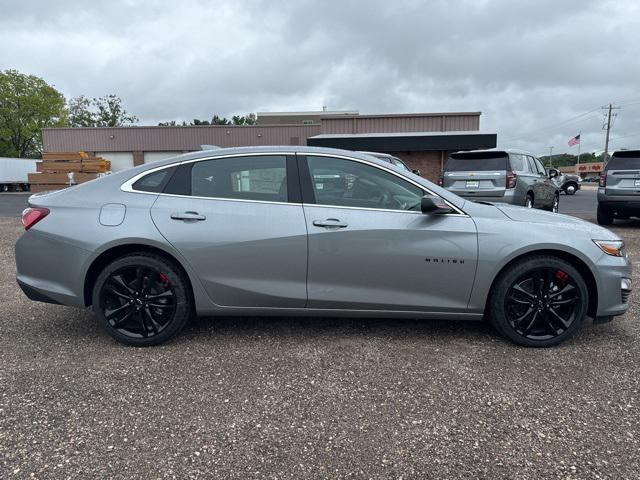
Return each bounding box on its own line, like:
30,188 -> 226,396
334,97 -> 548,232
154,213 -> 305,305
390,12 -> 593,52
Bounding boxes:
313,218 -> 348,228
170,211 -> 206,221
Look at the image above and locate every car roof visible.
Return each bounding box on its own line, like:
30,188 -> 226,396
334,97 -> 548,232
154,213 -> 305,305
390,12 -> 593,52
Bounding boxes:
450,148 -> 534,157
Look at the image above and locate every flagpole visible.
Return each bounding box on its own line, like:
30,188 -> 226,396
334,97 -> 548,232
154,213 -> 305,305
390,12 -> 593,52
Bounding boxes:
576,131 -> 581,175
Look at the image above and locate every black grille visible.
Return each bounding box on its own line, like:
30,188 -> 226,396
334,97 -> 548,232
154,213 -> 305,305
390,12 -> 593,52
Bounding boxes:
622,290 -> 631,304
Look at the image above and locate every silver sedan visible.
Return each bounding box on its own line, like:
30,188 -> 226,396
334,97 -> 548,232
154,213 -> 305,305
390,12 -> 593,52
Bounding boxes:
15,146 -> 631,347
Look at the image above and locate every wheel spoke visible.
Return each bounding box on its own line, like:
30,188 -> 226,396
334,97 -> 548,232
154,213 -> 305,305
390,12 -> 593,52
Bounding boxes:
550,284 -> 575,299
550,297 -> 577,306
507,294 -> 531,305
112,309 -> 135,328
144,307 -> 162,334
112,275 -> 135,295
105,284 -> 132,301
521,310 -> 539,336
135,267 -> 145,292
511,284 -> 535,300
105,302 -> 132,319
548,307 -> 571,329
146,290 -> 175,301
543,269 -> 554,296
147,302 -> 171,309
513,307 -> 535,326
138,311 -> 148,337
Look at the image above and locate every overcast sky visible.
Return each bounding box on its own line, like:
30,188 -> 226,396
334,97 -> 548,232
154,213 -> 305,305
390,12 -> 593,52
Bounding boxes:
1,0 -> 639,155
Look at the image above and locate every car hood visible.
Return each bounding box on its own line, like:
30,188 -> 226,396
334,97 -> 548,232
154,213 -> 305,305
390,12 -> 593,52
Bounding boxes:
494,203 -> 619,239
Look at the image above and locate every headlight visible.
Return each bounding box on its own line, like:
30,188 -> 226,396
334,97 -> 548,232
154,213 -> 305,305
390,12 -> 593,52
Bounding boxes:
593,239 -> 626,257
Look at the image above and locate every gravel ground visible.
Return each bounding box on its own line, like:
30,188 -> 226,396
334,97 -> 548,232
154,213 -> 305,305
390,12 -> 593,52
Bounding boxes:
1,216 -> 639,479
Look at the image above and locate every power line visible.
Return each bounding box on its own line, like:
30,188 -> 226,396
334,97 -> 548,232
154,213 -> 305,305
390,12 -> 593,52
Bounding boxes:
501,108 -> 600,142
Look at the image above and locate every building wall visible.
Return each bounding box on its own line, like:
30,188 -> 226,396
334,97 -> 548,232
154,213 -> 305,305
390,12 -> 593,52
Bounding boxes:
389,151 -> 449,182
321,113 -> 480,135
43,125 -> 321,153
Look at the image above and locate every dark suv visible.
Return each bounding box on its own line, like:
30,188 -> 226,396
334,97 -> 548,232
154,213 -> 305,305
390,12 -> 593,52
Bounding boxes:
597,149 -> 640,225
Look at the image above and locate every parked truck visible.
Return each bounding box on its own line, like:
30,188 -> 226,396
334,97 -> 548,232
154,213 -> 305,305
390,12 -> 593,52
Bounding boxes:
0,157 -> 38,192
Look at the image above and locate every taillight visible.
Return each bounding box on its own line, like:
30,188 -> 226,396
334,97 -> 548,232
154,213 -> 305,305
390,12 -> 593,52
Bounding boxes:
599,171 -> 607,187
438,175 -> 443,187
21,207 -> 50,230
506,170 -> 517,189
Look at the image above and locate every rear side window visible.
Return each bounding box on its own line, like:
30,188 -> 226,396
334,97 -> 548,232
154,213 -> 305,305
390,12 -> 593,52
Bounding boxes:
508,154 -> 527,173
606,152 -> 640,170
190,155 -> 288,202
132,167 -> 174,193
445,154 -> 508,172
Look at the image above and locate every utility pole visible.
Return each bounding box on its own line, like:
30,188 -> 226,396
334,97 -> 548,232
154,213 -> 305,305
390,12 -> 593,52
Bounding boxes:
548,146 -> 554,168
602,103 -> 620,164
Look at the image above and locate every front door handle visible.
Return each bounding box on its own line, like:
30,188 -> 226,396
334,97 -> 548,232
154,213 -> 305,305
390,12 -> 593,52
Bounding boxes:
170,211 -> 206,221
313,218 -> 348,228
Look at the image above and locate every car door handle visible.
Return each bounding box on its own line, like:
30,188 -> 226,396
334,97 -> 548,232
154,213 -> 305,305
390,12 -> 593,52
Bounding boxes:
170,211 -> 206,221
312,218 -> 348,228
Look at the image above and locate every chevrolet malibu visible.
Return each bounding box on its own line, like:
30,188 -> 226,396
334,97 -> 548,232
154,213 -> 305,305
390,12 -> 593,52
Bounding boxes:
16,146 -> 631,347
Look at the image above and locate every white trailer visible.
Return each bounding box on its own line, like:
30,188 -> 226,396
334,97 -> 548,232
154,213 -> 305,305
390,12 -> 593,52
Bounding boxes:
0,157 -> 38,192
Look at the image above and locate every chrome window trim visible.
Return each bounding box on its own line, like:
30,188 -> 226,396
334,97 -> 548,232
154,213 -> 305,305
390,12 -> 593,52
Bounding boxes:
120,151 -> 467,215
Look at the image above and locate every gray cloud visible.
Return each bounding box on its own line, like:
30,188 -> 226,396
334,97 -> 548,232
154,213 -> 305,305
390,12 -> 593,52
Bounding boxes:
1,0 -> 639,154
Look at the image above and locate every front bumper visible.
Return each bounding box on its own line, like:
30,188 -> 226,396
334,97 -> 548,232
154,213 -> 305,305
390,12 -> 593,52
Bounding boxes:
593,252 -> 632,318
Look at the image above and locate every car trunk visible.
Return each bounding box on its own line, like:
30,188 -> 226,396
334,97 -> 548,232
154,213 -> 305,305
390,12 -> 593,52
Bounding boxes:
604,152 -> 640,196
443,152 -> 508,198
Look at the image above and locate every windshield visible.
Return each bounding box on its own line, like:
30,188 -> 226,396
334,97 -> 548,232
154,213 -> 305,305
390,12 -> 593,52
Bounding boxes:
445,153 -> 508,172
606,152 -> 640,170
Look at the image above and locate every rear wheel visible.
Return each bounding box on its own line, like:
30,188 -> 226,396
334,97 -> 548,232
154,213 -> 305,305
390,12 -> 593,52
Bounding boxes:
597,205 -> 614,225
489,256 -> 588,347
525,193 -> 534,208
92,253 -> 192,346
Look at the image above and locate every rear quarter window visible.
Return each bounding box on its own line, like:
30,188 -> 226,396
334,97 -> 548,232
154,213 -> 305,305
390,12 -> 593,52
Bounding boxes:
132,167 -> 174,193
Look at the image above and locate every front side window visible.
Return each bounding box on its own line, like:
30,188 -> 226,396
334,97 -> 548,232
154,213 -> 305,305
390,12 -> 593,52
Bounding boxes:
306,156 -> 424,211
191,155 -> 288,202
532,157 -> 547,176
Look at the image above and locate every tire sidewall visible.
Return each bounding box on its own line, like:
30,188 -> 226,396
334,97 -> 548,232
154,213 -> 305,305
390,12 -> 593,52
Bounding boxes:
489,256 -> 589,347
92,254 -> 191,346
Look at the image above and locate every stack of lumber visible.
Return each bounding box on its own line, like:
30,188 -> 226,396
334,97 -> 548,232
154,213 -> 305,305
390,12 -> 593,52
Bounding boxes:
29,152 -> 110,192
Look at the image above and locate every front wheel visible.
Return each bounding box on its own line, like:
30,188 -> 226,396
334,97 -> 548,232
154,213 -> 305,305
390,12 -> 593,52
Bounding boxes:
548,193 -> 559,213
564,184 -> 577,195
525,193 -> 534,208
488,256 -> 588,347
92,253 -> 192,346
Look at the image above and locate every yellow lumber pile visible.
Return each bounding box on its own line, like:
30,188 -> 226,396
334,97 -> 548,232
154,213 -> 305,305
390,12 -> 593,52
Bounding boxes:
28,152 -> 110,192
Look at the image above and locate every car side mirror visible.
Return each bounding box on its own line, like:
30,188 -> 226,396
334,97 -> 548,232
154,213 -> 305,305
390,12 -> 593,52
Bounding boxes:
548,168 -> 559,179
412,169 -> 421,176
421,194 -> 452,214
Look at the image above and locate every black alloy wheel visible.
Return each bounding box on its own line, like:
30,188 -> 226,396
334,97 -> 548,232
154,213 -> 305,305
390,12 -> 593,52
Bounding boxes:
92,253 -> 191,346
489,256 -> 588,347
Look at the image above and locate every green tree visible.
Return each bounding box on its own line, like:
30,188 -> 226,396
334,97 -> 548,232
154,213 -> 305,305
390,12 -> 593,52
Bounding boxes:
232,113 -> 256,125
68,94 -> 138,127
0,69 -> 67,158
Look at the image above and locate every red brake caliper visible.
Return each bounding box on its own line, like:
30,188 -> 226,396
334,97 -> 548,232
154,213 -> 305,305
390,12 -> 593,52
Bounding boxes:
159,273 -> 170,287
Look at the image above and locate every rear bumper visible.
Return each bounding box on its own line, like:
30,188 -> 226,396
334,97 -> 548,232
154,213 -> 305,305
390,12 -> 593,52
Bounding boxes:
453,190 -> 520,205
15,229 -> 90,308
598,188 -> 640,211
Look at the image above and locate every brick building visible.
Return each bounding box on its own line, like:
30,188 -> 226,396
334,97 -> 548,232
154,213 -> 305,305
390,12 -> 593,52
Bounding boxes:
42,111 -> 496,182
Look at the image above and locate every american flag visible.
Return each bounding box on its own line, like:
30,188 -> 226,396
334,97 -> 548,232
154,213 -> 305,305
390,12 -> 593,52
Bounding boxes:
568,134 -> 581,147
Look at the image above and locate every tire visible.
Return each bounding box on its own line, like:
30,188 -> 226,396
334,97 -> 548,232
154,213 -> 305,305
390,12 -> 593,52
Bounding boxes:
21,183 -> 30,192
488,255 -> 588,347
91,253 -> 192,346
547,193 -> 559,213
564,183 -> 577,195
0,184 -> 8,192
524,193 -> 534,208
597,205 -> 614,225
